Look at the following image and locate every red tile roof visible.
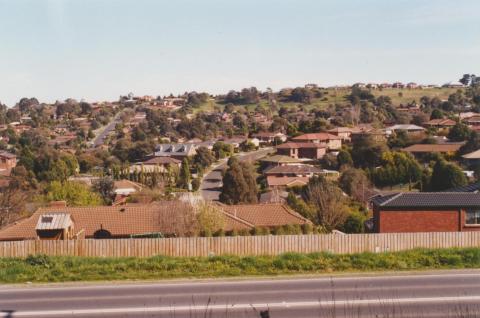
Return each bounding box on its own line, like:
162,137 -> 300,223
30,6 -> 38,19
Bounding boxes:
276,142 -> 326,149
292,133 -> 342,141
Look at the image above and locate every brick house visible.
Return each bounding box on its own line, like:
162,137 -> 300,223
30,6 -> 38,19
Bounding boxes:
372,192 -> 480,233
327,127 -> 354,142
292,133 -> 342,150
0,202 -> 310,241
0,151 -> 16,176
276,142 -> 327,160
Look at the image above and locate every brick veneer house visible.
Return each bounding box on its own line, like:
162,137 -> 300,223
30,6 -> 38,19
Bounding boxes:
292,133 -> 342,150
276,142 -> 327,160
0,151 -> 16,176
372,192 -> 480,233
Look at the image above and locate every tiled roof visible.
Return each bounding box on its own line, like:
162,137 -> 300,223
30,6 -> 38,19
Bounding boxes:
0,202 -> 310,241
0,151 -> 16,159
276,142 -> 327,149
142,156 -> 181,165
328,127 -> 353,133
266,176 -> 309,187
220,204 -> 310,227
114,179 -> 144,191
402,143 -> 462,153
260,155 -> 302,164
372,192 -> 480,208
446,182 -> 480,193
462,149 -> 480,159
292,133 -> 342,141
425,119 -> 456,126
264,165 -> 323,175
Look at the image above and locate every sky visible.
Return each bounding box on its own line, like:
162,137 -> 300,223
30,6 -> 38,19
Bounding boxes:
0,0 -> 479,106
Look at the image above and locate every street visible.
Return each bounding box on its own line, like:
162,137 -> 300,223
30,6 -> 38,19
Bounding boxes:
200,147 -> 274,201
1,271 -> 480,317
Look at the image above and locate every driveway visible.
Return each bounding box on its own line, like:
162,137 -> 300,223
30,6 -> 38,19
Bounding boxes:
200,147 -> 274,201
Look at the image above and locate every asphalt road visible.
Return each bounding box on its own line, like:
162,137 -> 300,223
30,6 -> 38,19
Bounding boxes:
200,147 -> 274,201
1,271 -> 480,317
91,110 -> 127,148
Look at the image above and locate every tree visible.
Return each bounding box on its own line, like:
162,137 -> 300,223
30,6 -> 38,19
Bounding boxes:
351,135 -> 388,168
0,185 -> 28,227
195,201 -> 225,236
219,157 -> 258,204
428,159 -> 467,191
459,131 -> 480,156
448,123 -> 471,142
44,181 -> 103,206
372,152 -> 422,189
194,147 -> 215,170
177,159 -> 191,190
92,177 -> 116,205
430,109 -> 443,120
305,176 -> 349,231
339,168 -> 372,204
212,141 -> 233,159
337,150 -> 353,168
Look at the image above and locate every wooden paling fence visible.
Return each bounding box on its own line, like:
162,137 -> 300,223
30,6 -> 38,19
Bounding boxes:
0,232 -> 480,258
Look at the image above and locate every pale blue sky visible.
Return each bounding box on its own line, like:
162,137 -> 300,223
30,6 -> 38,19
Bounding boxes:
0,0 -> 479,106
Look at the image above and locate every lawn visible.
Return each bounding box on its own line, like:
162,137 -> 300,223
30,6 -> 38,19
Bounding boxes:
1,248 -> 479,283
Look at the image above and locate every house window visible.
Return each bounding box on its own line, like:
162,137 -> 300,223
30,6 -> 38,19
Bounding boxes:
466,210 -> 480,225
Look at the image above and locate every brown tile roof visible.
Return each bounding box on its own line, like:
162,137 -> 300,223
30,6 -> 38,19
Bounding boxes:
276,142 -> 326,149
402,143 -> 462,153
0,202 -> 310,241
264,165 -> 323,175
292,133 -> 342,141
142,156 -> 181,165
328,127 -> 353,133
220,203 -> 310,227
0,151 -> 16,159
425,119 -> 456,127
266,176 -> 310,187
114,179 -> 144,191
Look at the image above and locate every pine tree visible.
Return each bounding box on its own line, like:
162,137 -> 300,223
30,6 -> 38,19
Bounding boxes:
178,159 -> 192,190
220,157 -> 258,204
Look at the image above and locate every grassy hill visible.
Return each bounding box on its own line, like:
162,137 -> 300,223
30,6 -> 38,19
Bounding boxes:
193,87 -> 461,114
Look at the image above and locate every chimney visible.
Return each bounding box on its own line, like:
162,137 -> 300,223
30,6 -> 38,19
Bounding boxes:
49,201 -> 67,208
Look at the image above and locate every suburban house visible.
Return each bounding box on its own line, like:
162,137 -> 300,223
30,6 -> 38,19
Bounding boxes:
260,155 -> 303,168
462,150 -> 480,166
131,156 -> 181,173
327,127 -> 354,142
0,202 -> 309,241
276,142 -> 327,160
350,129 -> 388,143
0,151 -> 16,176
372,192 -> 480,233
424,119 -> 456,131
264,165 -> 323,188
154,144 -> 197,160
385,124 -> 426,137
402,143 -> 463,158
291,133 -> 342,150
114,179 -> 143,196
252,132 -> 287,144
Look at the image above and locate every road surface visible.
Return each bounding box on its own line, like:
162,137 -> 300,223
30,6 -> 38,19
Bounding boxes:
200,147 -> 274,201
91,110 -> 126,148
1,271 -> 480,317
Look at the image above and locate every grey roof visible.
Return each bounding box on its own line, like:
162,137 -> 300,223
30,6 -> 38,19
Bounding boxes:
446,182 -> 480,193
372,192 -> 480,208
154,144 -> 196,157
35,213 -> 73,230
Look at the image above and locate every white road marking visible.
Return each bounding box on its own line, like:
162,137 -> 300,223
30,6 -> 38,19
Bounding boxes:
3,295 -> 480,317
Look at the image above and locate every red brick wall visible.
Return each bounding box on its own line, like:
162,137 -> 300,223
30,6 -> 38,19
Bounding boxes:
376,210 -> 460,233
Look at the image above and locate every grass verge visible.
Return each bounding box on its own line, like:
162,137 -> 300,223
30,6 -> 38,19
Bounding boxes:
1,248 -> 480,283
